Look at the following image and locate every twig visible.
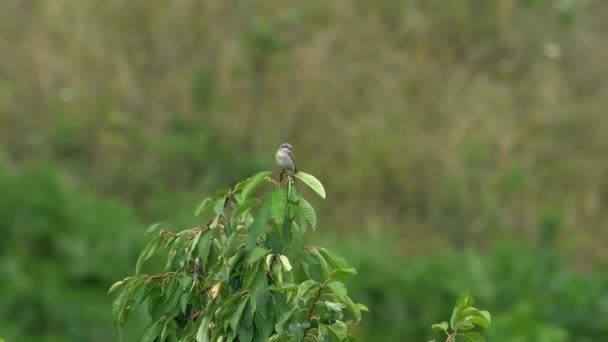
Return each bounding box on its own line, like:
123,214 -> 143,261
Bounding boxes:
302,284 -> 324,341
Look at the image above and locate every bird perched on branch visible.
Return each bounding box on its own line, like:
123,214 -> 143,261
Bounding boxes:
276,143 -> 298,175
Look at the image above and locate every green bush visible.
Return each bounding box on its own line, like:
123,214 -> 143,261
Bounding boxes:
324,234 -> 608,341
0,163 -> 146,341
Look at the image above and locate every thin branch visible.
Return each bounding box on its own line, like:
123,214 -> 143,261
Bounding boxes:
302,284 -> 324,341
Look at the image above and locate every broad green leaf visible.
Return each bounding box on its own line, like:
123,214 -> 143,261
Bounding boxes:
197,316 -> 211,342
451,290 -> 473,330
325,301 -> 344,313
214,197 -> 226,216
160,319 -> 178,341
470,316 -> 490,329
232,198 -> 261,220
431,321 -> 449,333
455,290 -> 474,310
108,280 -> 125,294
239,171 -> 272,201
328,281 -> 362,322
145,222 -> 163,236
195,198 -> 213,216
229,295 -> 250,332
294,172 -> 326,199
275,305 -> 298,333
245,194 -> 272,250
299,197 -> 317,230
462,307 -> 491,329
457,321 -> 475,331
269,187 -> 288,223
326,321 -> 348,340
296,280 -> 316,302
450,306 -> 461,331
328,281 -> 348,300
330,268 -> 357,280
479,310 -> 491,326
304,247 -> 331,281
136,234 -> 163,274
249,246 -> 270,263
278,255 -> 292,272
318,247 -> 350,270
141,317 -> 165,342
464,332 -> 485,342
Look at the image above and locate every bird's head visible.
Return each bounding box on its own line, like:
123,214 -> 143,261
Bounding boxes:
279,143 -> 293,152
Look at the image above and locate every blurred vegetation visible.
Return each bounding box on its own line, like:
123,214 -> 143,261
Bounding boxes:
1,0 -> 607,340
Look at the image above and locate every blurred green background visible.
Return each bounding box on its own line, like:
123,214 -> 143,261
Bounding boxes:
1,0 -> 608,341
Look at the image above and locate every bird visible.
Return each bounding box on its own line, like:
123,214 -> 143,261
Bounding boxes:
275,143 -> 298,174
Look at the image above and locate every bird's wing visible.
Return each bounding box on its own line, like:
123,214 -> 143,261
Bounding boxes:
289,151 -> 298,173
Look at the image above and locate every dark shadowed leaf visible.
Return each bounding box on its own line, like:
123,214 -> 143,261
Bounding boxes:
464,332 -> 486,342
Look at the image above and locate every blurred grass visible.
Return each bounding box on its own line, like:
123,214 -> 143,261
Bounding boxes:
1,0 -> 608,340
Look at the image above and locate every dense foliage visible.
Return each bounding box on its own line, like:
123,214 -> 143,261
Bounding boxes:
110,171 -> 366,341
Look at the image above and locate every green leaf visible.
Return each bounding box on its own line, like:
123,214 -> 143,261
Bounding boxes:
451,290 -> 473,330
239,171 -> 272,201
296,280 -> 316,302
328,281 -> 362,322
304,247 -> 331,281
329,268 -> 357,280
432,321 -> 449,333
195,198 -> 213,216
268,282 -> 298,292
464,332 -> 486,342
356,303 -> 369,312
245,193 -> 272,250
294,172 -> 326,199
457,321 -> 475,331
214,197 -> 226,216
197,229 -> 213,262
462,307 -> 491,329
141,317 -> 165,342
229,295 -> 250,332
299,197 -> 317,230
469,316 -> 490,329
318,247 -> 350,270
479,310 -> 491,326
108,280 -> 125,294
249,246 -> 270,263
197,316 -> 211,342
326,320 -> 348,340
136,234 -> 163,274
269,187 -> 288,223
232,198 -> 261,220
160,319 -> 178,341
145,222 -> 163,236
324,301 -> 344,313
328,281 -> 348,300
450,306 -> 461,331
455,290 -> 474,310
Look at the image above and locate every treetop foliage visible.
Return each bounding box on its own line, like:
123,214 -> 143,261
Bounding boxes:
110,171 -> 367,341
